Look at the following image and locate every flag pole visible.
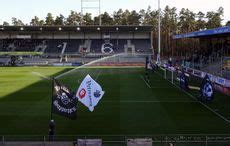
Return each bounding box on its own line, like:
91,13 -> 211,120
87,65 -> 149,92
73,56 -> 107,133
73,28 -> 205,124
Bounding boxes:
48,77 -> 55,141
50,77 -> 54,120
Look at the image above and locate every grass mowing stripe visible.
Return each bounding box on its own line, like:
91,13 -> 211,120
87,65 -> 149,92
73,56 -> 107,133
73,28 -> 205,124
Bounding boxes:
157,68 -> 230,124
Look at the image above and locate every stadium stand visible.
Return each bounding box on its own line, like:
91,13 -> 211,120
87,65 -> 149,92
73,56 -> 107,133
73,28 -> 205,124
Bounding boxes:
90,39 -> 105,53
0,39 -> 3,50
2,39 -> 16,51
34,40 -> 48,52
45,39 -> 65,54
0,26 -> 152,55
1,39 -> 43,52
110,39 -> 127,53
45,39 -> 85,54
0,26 -> 153,66
0,39 -> 152,54
132,39 -> 151,53
90,39 -> 140,54
84,39 -> 151,54
173,26 -> 230,79
14,39 -> 41,52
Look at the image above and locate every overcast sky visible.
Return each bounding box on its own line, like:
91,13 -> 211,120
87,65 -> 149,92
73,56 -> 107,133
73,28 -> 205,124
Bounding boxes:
0,0 -> 229,25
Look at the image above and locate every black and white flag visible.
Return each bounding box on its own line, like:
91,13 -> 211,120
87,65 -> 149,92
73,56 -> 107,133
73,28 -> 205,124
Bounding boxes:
52,79 -> 77,119
199,75 -> 214,102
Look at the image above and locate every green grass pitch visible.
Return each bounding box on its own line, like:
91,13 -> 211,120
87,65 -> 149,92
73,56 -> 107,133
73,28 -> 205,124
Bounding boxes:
0,67 -> 229,136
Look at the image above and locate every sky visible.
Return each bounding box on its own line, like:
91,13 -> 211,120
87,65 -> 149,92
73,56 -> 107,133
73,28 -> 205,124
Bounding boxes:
0,0 -> 229,25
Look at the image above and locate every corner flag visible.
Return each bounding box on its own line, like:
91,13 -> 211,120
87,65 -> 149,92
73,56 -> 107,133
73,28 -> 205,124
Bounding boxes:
76,74 -> 105,112
52,79 -> 77,119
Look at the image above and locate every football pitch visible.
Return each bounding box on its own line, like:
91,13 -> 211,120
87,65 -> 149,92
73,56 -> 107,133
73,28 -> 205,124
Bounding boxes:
0,66 -> 229,135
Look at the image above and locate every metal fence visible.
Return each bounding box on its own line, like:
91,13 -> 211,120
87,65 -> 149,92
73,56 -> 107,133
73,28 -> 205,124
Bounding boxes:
0,135 -> 230,146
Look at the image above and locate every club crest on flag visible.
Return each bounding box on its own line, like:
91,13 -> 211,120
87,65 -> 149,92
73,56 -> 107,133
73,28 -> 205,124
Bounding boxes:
76,74 -> 105,112
202,82 -> 213,98
94,90 -> 101,98
59,92 -> 71,105
78,88 -> 86,99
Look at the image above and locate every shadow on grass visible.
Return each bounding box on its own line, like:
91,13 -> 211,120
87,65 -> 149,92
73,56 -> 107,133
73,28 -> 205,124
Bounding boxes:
0,67 -> 73,135
0,67 -> 122,137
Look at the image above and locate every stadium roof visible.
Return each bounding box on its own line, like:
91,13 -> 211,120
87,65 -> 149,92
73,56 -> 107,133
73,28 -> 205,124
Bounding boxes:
0,25 -> 153,32
173,26 -> 230,39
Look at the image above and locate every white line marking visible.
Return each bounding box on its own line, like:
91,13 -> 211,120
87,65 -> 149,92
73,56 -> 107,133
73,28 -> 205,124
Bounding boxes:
104,100 -> 199,103
140,75 -> 151,88
31,72 -> 51,80
77,79 -> 81,83
157,69 -> 230,123
95,70 -> 102,81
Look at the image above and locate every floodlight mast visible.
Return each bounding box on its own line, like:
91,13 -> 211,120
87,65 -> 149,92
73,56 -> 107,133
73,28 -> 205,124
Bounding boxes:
157,0 -> 161,64
99,0 -> 101,26
81,0 -> 83,25
81,0 -> 101,26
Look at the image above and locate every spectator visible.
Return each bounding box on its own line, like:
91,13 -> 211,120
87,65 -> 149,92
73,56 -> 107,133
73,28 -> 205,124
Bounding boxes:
48,119 -> 55,141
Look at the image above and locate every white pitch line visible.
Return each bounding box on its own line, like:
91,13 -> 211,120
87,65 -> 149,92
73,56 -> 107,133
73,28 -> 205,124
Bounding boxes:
31,71 -> 51,80
140,75 -> 174,89
140,75 -> 151,88
77,79 -> 81,83
95,70 -> 102,81
157,69 -> 230,123
104,100 -> 198,103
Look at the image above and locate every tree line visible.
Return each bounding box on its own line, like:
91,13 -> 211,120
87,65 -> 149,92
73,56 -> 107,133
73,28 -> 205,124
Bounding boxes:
1,6 -> 229,56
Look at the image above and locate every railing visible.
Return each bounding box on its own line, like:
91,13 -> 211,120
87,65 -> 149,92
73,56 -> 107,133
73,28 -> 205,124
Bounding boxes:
0,135 -> 230,146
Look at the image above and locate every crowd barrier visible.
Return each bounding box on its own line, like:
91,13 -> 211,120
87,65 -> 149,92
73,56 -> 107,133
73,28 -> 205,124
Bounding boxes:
184,67 -> 230,95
